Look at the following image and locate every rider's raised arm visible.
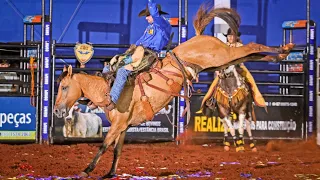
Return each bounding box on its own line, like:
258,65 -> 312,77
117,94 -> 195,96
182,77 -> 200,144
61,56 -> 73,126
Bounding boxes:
148,0 -> 159,17
148,0 -> 168,29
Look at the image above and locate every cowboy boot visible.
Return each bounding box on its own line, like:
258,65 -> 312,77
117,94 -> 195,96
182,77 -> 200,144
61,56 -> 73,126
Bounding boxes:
240,65 -> 266,107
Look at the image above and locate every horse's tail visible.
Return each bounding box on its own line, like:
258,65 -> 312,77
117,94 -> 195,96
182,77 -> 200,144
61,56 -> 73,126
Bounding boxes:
193,2 -> 241,36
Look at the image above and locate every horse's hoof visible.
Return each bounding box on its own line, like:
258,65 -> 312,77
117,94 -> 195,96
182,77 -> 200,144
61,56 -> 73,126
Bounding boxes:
102,173 -> 116,179
252,147 -> 257,152
283,43 -> 295,52
236,146 -> 245,152
278,53 -> 289,60
224,146 -> 230,151
78,172 -> 89,178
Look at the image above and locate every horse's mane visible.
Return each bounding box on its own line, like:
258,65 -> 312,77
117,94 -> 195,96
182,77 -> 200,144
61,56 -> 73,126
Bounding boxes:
56,71 -> 90,84
193,2 -> 241,36
57,71 -> 69,84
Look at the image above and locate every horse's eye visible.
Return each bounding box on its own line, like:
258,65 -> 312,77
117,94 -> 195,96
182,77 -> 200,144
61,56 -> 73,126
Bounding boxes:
62,86 -> 68,91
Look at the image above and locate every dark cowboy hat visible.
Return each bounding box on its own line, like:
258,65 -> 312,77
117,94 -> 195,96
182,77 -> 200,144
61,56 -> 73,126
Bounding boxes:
223,28 -> 241,37
138,4 -> 169,17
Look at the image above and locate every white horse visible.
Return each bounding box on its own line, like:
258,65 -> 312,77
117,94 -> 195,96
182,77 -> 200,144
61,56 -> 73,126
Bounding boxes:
63,104 -> 103,138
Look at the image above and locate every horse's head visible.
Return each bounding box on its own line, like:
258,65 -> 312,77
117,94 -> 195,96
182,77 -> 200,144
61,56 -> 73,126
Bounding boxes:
219,65 -> 245,95
53,65 -> 82,118
221,65 -> 235,76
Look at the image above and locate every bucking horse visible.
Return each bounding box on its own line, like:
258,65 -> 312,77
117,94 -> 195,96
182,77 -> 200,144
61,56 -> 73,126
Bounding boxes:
53,3 -> 294,178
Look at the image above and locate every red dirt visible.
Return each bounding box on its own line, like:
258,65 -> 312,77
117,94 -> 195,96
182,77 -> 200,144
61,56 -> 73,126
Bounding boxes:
0,138 -> 320,179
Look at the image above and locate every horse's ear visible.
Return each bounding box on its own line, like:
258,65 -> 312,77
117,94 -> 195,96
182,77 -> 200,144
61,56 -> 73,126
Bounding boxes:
63,65 -> 67,72
67,65 -> 72,76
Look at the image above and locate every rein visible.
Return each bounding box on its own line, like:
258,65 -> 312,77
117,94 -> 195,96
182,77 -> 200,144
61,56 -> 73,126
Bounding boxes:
167,52 -> 192,126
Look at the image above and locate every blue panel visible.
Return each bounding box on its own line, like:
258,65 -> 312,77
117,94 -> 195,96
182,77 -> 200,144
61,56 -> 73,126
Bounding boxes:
1,0 -> 319,45
0,97 -> 36,140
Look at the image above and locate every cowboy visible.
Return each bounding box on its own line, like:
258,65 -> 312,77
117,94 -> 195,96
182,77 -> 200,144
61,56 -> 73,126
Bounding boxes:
199,28 -> 266,113
89,0 -> 172,111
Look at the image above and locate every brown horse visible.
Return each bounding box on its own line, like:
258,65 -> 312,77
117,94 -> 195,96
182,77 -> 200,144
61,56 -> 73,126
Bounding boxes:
53,4 -> 294,178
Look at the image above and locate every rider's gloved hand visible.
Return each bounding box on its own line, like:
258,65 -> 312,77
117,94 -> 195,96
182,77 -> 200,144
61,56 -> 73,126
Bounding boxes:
102,65 -> 110,73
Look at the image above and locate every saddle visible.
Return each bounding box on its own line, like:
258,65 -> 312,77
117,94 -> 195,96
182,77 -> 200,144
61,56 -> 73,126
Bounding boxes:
96,46 -> 159,87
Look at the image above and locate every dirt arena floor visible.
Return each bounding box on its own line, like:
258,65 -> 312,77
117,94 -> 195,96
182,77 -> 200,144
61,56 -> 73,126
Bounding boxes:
0,136 -> 320,180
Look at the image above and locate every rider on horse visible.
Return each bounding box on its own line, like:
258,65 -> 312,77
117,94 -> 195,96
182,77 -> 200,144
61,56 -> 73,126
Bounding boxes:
88,0 -> 172,111
199,28 -> 266,112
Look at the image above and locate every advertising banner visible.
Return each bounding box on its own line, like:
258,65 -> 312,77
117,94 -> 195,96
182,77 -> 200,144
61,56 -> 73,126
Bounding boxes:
0,97 -> 36,140
307,25 -> 316,134
188,95 -> 303,140
52,98 -> 176,143
41,21 -> 51,142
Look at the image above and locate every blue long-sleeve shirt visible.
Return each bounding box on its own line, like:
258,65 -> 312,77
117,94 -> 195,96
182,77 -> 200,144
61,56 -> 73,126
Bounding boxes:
135,0 -> 172,53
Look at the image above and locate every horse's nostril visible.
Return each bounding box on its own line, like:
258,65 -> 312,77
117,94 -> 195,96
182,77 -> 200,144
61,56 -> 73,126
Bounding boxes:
61,109 -> 67,117
54,109 -> 59,115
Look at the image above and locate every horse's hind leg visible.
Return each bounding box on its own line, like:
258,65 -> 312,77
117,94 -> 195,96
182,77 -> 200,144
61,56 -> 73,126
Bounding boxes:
245,42 -> 294,54
230,42 -> 294,62
222,116 -> 238,148
102,129 -> 127,178
246,113 -> 257,152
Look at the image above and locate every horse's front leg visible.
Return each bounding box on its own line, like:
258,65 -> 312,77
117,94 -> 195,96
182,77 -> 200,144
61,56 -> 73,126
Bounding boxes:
218,106 -> 234,151
222,118 -> 231,151
79,118 -> 128,177
102,129 -> 128,179
79,142 -> 108,177
236,112 -> 246,152
222,116 -> 237,147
